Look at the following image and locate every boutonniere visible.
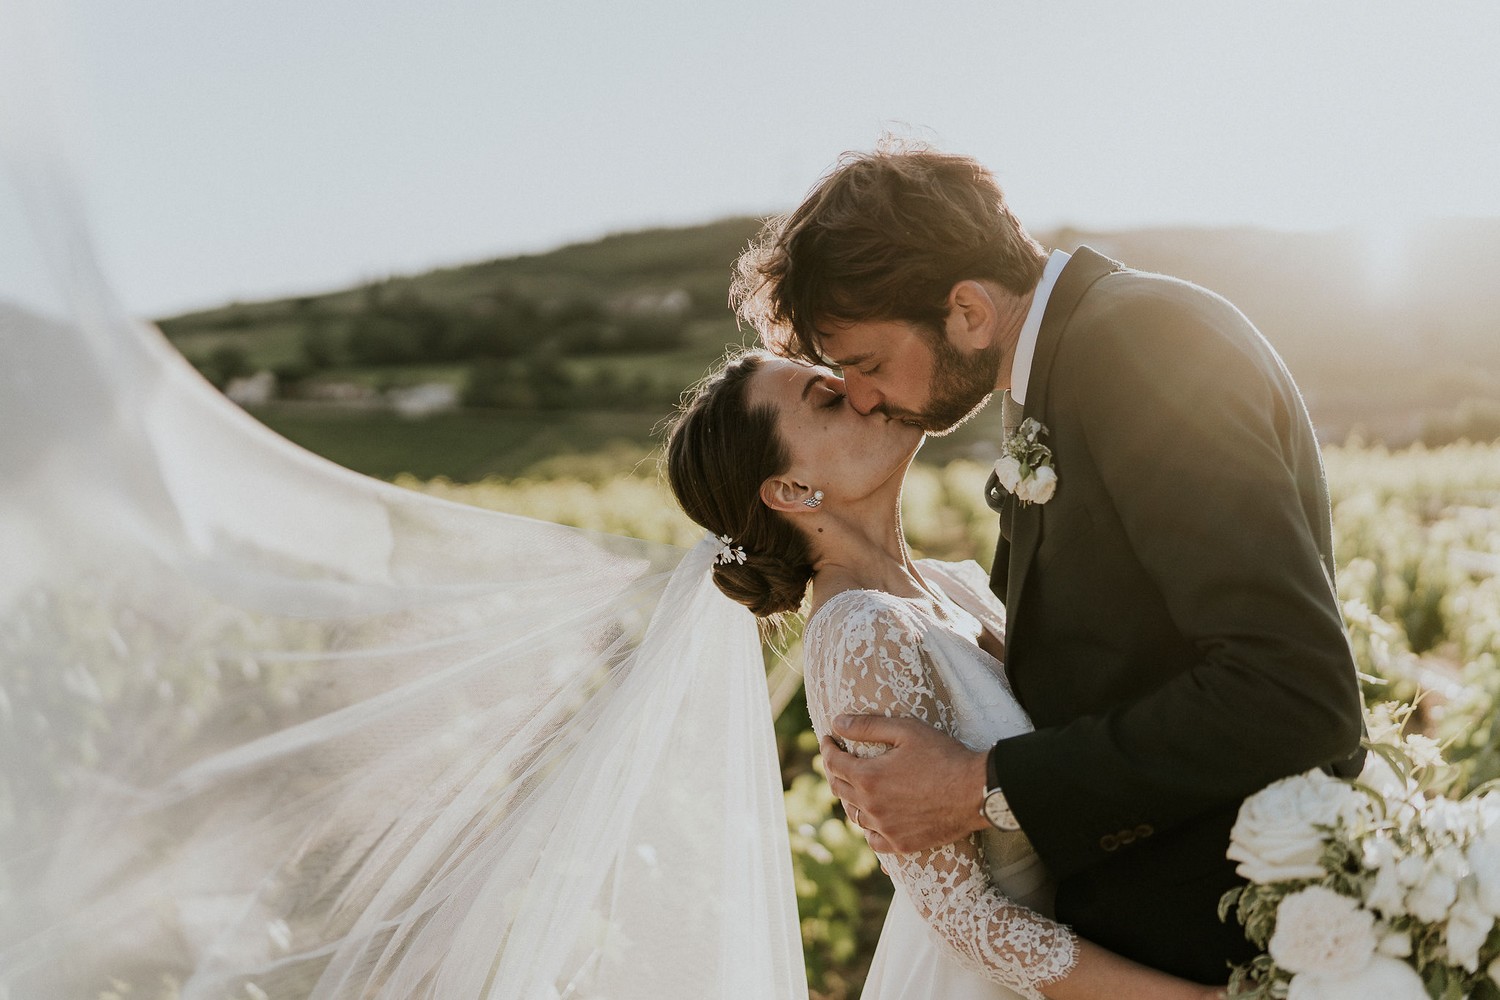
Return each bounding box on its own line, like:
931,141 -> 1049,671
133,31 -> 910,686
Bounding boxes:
994,417 -> 1057,505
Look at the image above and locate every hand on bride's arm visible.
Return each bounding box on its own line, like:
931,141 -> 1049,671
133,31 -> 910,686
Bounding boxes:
806,598 -> 1223,1000
820,714 -> 988,854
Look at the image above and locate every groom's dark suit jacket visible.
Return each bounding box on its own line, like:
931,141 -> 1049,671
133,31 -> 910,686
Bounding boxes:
984,247 -> 1366,983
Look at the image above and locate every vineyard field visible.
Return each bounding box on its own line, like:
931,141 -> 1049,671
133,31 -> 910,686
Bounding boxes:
404,441 -> 1500,998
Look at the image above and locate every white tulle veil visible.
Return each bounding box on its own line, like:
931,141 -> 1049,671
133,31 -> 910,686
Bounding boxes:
0,6 -> 807,998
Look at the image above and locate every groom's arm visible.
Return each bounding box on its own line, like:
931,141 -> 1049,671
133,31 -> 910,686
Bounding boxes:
986,277 -> 1365,880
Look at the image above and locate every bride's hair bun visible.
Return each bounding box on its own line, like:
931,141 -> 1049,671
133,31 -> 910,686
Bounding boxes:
711,549 -> 811,619
665,351 -> 815,621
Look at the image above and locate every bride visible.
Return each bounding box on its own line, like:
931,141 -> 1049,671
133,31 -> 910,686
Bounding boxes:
664,349 -> 1219,1000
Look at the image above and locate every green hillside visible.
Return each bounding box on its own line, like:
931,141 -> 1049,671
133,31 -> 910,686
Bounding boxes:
158,216 -> 764,367
154,216 -> 1500,482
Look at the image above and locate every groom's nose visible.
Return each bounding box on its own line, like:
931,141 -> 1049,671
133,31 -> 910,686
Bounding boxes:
843,375 -> 883,416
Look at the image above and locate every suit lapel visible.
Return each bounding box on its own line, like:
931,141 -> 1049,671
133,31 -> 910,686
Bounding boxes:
1001,247 -> 1123,647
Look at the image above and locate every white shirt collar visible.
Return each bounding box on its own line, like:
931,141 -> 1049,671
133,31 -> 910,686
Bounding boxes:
1008,249 -> 1071,406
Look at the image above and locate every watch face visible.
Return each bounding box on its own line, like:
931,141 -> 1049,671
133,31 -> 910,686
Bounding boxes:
983,790 -> 1006,822
983,790 -> 1019,831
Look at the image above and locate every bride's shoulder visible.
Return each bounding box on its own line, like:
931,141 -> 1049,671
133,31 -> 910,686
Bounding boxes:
807,586 -> 919,630
801,589 -> 928,693
804,588 -> 924,653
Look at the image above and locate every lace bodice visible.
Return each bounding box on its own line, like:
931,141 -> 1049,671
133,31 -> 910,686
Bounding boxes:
802,559 -> 1079,1000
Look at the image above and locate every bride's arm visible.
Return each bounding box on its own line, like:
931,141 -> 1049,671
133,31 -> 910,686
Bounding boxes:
804,594 -> 1218,1000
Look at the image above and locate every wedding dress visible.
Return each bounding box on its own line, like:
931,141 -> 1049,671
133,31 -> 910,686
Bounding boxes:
803,559 -> 1079,1000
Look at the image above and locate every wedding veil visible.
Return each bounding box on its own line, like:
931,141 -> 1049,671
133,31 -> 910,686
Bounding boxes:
0,7 -> 808,998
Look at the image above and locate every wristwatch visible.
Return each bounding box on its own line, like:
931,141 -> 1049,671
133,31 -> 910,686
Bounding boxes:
981,785 -> 1021,831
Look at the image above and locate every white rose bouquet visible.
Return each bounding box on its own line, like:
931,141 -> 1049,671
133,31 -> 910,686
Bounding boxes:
1222,705 -> 1500,1000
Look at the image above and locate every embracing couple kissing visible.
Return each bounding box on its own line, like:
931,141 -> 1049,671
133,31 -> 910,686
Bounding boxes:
665,143 -> 1366,999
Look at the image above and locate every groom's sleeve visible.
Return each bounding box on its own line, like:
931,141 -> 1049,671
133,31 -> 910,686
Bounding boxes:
987,279 -> 1366,882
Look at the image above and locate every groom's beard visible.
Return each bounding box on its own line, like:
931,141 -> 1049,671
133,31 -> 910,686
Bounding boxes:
900,336 -> 1000,436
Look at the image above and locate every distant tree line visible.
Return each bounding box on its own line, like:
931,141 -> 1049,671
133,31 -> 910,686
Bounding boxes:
311,283 -> 691,370
457,349 -> 680,411
183,281 -> 696,412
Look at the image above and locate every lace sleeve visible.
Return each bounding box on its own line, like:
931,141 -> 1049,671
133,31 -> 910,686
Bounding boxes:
803,593 -> 1079,1000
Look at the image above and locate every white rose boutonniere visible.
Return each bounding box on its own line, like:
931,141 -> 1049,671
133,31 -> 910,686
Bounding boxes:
993,417 -> 1057,506
992,455 -> 1023,493
1020,464 -> 1057,504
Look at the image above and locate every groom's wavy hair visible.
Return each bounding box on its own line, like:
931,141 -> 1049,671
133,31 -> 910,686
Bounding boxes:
665,350 -> 815,623
733,140 -> 1047,362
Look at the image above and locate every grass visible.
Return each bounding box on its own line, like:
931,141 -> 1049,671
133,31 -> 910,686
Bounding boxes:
562,347 -> 724,391
316,364 -> 471,389
250,405 -> 668,481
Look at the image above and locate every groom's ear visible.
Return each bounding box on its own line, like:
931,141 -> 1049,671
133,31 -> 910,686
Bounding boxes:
943,280 -> 996,351
760,476 -> 811,515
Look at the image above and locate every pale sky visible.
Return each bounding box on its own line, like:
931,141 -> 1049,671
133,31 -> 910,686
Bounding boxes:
15,0 -> 1500,315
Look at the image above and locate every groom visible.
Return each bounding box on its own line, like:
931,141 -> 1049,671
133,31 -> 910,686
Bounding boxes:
735,146 -> 1367,983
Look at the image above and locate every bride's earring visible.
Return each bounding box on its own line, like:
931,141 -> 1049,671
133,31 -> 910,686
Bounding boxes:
802,490 -> 824,509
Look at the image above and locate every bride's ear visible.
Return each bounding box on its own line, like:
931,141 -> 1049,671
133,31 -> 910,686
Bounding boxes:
760,475 -> 816,514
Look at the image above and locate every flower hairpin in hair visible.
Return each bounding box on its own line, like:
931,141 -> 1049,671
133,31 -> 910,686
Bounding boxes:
993,417 -> 1058,506
712,533 -> 747,565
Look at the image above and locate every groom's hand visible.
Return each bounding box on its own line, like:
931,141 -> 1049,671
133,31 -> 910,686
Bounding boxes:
821,715 -> 989,854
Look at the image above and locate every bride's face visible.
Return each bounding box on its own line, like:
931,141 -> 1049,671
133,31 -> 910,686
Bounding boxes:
747,356 -> 924,504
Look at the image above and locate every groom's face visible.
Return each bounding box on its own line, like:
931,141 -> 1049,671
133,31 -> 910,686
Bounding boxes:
817,317 -> 998,435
